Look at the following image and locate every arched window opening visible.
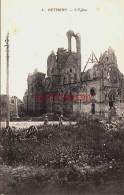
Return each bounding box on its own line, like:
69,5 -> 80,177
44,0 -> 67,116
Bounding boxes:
107,67 -> 118,83
106,57 -> 109,61
74,73 -> 77,82
90,88 -> 96,96
109,93 -> 115,109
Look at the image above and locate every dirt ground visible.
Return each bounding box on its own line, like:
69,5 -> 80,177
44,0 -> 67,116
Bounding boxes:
1,121 -> 76,129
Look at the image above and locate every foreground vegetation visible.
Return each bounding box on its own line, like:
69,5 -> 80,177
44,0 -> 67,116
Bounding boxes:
1,117 -> 124,194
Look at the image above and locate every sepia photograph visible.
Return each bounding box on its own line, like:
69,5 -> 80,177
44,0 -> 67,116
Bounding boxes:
1,0 -> 124,194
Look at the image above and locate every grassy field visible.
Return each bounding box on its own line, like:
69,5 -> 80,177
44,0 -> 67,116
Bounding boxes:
0,117 -> 124,195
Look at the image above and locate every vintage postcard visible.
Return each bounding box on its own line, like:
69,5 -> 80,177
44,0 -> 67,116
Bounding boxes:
1,0 -> 124,194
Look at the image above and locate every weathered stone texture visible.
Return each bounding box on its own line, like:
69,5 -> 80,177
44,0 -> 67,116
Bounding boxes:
23,31 -> 124,117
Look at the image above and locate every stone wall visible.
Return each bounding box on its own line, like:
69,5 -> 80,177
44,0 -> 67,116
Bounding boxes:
23,31 -> 124,118
26,70 -> 46,115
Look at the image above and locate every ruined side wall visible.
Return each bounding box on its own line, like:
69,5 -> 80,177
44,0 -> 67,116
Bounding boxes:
47,51 -> 58,77
66,30 -> 81,71
73,80 -> 101,115
27,72 -> 46,115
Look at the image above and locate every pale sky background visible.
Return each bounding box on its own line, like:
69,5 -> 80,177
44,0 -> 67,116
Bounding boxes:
1,0 -> 124,100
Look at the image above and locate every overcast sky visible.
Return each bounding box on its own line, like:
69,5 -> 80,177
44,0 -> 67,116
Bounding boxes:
1,0 -> 124,99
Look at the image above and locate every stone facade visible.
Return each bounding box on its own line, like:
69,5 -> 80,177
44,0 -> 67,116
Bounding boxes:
23,69 -> 46,115
23,30 -> 124,117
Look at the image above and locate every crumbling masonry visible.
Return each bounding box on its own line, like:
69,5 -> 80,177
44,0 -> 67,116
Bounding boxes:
23,30 -> 124,117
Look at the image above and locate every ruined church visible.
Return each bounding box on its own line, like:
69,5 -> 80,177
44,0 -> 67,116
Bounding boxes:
23,30 -> 124,117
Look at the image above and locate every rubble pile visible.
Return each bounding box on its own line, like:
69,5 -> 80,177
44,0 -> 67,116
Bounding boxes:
101,115 -> 124,131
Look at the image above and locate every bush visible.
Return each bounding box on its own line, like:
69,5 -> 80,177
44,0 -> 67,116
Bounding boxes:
0,119 -> 115,166
21,116 -> 31,121
1,118 -> 124,191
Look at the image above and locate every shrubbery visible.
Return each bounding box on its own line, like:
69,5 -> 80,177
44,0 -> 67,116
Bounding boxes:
1,117 -> 124,192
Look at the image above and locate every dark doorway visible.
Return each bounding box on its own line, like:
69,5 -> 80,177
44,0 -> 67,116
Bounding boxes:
109,101 -> 114,109
91,103 -> 95,114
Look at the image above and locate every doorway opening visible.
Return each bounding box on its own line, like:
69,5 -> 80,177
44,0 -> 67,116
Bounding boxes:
91,103 -> 95,114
